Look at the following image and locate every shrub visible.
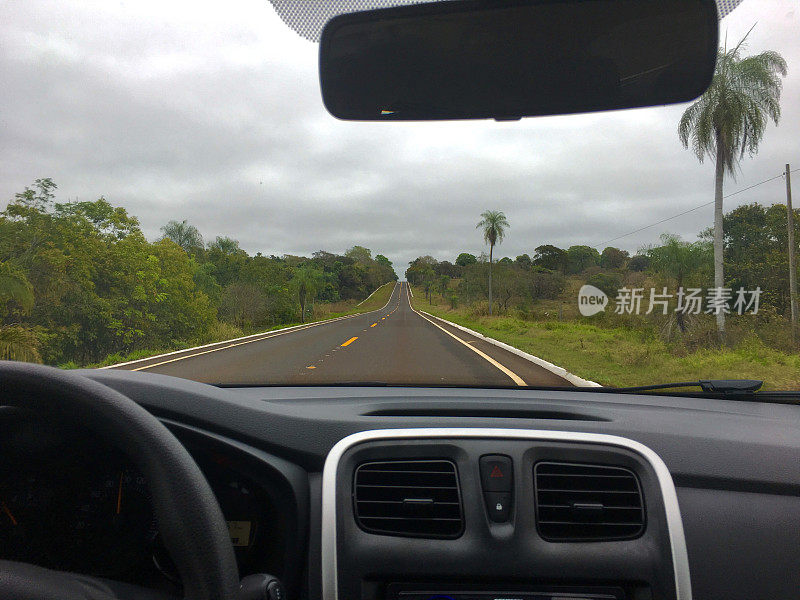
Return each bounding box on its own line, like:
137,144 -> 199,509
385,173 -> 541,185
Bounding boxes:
586,272 -> 622,299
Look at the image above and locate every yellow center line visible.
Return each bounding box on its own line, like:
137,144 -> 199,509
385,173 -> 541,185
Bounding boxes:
341,336 -> 358,347
117,284 -> 405,371
130,310 -> 371,371
124,282 -> 406,373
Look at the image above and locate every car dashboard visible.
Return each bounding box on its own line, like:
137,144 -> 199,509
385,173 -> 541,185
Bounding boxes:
2,369 -> 799,600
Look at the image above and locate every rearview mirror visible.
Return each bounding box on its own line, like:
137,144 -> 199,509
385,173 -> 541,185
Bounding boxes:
319,0 -> 718,121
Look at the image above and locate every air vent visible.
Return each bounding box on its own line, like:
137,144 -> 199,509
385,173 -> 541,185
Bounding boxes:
353,460 -> 464,538
534,462 -> 645,541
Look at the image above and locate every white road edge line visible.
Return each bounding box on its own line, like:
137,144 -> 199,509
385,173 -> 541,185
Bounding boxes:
405,284 -> 526,386
407,285 -> 600,387
420,310 -> 600,387
102,282 -> 401,370
412,290 -> 603,387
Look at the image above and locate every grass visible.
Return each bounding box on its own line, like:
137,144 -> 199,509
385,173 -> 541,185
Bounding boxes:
324,281 -> 396,316
72,282 -> 399,369
412,287 -> 800,391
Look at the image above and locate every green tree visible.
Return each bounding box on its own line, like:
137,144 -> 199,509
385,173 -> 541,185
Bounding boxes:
533,245 -> 566,272
160,219 -> 204,255
720,202 -> 800,314
447,291 -> 459,310
208,236 -> 242,255
192,261 -> 223,306
435,260 -> 460,278
515,254 -> 533,270
345,245 -> 372,264
476,210 -> 509,315
565,245 -> 600,274
600,247 -> 629,269
0,326 -> 40,363
0,261 -> 35,316
628,255 -> 650,272
405,256 -> 438,286
492,263 -> 519,312
422,268 -> 437,303
456,253 -> 477,267
586,272 -> 622,302
438,274 -> 451,299
206,237 -> 247,287
2,183 -> 218,363
374,254 -> 398,281
55,197 -> 140,239
646,234 -> 710,332
220,282 -> 266,329
679,32 -> 787,341
1,180 -> 410,365
12,178 -> 57,211
0,262 -> 39,362
292,266 -> 324,322
529,268 -> 566,300
375,254 -> 392,268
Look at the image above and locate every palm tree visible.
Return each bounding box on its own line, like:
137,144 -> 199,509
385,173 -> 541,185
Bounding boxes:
476,210 -> 509,315
0,262 -> 40,362
679,31 -> 787,341
0,262 -> 34,314
645,234 -> 710,333
292,266 -> 324,323
0,326 -> 41,363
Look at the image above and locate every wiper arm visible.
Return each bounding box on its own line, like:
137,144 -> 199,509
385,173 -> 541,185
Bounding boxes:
609,379 -> 763,394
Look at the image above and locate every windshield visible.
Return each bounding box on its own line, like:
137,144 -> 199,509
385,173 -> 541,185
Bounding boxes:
1,0 -> 798,391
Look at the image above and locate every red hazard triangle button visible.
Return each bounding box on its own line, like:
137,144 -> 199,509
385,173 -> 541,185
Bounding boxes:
480,455 -> 513,492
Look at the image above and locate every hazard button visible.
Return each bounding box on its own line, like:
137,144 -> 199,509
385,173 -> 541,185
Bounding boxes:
479,455 -> 513,492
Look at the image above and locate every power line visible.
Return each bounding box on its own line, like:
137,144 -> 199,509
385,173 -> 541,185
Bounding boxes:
596,168 -> 800,248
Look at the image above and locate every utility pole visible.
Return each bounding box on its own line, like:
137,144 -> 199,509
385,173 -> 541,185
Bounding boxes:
786,164 -> 798,345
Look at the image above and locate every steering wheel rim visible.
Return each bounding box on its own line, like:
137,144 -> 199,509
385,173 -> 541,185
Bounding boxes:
0,361 -> 239,600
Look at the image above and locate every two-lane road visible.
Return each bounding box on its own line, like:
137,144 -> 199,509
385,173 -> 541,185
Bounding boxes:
110,282 -> 570,387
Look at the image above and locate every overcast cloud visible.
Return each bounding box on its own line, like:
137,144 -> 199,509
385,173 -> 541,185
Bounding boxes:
2,0 -> 798,275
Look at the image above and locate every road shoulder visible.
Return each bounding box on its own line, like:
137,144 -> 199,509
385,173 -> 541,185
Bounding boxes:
415,309 -> 599,388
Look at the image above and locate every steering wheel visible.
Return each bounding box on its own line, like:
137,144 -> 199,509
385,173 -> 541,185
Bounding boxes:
0,361 -> 240,600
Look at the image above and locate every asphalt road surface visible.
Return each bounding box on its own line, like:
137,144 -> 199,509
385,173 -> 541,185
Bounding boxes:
110,282 -> 571,387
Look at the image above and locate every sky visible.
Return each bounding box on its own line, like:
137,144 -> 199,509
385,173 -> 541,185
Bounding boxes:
2,0 -> 798,277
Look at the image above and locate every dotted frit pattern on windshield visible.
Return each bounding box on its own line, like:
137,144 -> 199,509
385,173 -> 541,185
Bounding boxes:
716,0 -> 744,19
269,0 -> 431,42
269,0 -> 745,43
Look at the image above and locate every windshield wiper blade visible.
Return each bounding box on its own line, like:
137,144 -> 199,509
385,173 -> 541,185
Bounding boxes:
610,379 -> 763,394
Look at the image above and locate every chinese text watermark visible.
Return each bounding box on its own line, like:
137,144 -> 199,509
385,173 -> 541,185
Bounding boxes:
578,286 -> 762,316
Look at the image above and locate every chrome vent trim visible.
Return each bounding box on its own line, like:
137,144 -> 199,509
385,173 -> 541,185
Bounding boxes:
321,429 -> 692,600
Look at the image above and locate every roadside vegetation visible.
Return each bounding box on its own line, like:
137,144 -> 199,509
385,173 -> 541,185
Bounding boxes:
412,290 -> 800,390
407,201 -> 800,390
0,179 -> 397,367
